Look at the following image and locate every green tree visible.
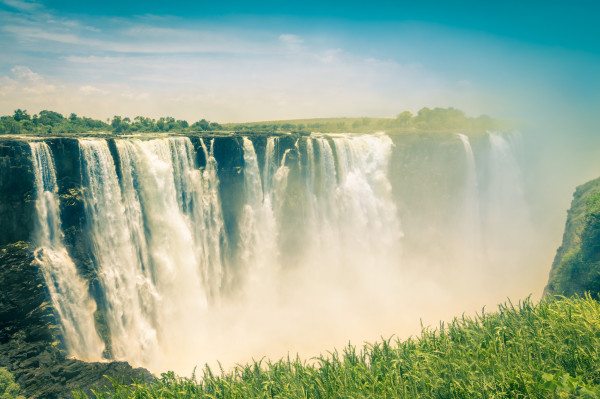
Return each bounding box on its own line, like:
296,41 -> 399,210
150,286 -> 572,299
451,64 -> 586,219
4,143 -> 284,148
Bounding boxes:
413,107 -> 468,130
192,119 -> 210,131
395,111 -> 413,127
12,109 -> 30,122
0,118 -> 22,134
37,110 -> 64,126
111,116 -> 129,133
0,367 -> 24,399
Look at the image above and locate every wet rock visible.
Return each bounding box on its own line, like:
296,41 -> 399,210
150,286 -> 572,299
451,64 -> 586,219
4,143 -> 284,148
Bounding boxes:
0,242 -> 153,398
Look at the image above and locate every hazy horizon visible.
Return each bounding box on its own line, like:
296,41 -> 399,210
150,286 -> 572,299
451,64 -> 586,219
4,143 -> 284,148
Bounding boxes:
3,0 -> 600,375
0,1 -> 598,124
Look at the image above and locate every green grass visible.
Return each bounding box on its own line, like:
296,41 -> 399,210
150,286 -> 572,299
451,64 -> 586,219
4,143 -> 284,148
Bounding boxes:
75,295 -> 600,398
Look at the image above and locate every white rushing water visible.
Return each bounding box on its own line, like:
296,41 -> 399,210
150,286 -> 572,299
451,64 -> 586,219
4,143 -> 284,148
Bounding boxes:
239,137 -> 278,294
31,132 -> 535,375
79,137 -> 228,370
239,134 -> 401,275
29,142 -> 104,360
457,134 -> 482,262
330,134 -> 402,264
484,132 -> 532,260
79,139 -> 161,367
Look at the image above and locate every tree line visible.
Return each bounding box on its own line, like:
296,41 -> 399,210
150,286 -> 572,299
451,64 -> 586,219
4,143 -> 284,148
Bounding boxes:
0,107 -> 501,135
228,107 -> 501,134
0,109 -> 222,134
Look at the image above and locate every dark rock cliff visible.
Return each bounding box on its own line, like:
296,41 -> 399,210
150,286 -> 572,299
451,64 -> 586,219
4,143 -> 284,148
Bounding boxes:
0,242 -> 152,399
0,133 -> 283,397
0,140 -> 34,246
0,131 -> 487,397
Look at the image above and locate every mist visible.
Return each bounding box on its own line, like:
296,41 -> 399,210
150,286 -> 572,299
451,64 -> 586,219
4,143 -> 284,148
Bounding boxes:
25,130 -> 574,377
6,0 -> 600,378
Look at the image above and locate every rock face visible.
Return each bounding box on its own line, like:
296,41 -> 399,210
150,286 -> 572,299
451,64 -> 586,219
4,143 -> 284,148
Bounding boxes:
0,131 -> 524,396
0,134 -> 263,397
0,242 -> 152,399
545,177 -> 600,296
0,140 -> 34,246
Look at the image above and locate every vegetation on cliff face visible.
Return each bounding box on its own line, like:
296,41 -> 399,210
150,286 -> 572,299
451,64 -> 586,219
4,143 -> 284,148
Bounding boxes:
76,296 -> 600,398
546,177 -> 600,297
0,367 -> 24,399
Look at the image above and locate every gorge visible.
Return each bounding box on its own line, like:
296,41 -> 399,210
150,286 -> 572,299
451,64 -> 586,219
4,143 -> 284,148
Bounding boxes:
0,131 -> 545,396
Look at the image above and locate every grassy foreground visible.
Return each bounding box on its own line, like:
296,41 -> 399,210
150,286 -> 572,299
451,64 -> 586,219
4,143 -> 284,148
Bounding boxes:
75,296 -> 600,398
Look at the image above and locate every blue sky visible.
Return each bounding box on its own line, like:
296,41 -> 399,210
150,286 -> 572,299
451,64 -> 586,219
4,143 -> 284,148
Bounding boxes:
0,0 -> 599,123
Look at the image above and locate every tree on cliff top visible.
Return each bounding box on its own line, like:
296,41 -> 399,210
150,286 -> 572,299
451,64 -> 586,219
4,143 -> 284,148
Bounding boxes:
12,109 -> 30,122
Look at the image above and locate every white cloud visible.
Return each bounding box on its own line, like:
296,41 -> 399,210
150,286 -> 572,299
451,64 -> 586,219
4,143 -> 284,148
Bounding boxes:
316,48 -> 342,64
79,85 -> 108,95
1,0 -> 41,12
3,24 -> 106,46
0,66 -> 55,95
0,77 -> 17,96
0,6 -> 507,122
279,33 -> 303,44
64,55 -> 119,64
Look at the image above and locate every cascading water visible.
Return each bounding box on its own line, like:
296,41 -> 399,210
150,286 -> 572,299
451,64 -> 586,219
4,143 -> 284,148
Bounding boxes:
29,142 -> 104,360
79,139 -> 161,367
239,137 -> 278,292
484,132 -> 532,254
457,134 -> 482,262
308,137 -> 340,259
80,137 -> 229,371
330,135 -> 401,263
28,131 -> 535,375
168,137 -> 226,301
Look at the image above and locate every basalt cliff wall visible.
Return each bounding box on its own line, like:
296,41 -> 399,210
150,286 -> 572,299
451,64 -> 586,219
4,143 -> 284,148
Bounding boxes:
0,131 -> 486,397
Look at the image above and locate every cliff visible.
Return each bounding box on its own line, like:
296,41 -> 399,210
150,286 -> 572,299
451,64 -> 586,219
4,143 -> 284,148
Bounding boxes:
0,133 -> 272,397
0,131 -> 511,397
545,177 -> 600,296
0,241 -> 153,399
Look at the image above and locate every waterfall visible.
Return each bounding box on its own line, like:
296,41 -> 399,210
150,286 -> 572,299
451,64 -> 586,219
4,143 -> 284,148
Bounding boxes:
311,137 -> 339,256
168,137 -> 226,300
486,132 -> 527,216
239,137 -> 278,288
79,139 -> 161,367
29,142 -> 104,360
24,131 -> 536,375
78,137 -> 228,370
240,133 -> 401,272
485,132 -> 531,250
330,134 -> 402,265
262,137 -> 278,196
457,134 -> 482,259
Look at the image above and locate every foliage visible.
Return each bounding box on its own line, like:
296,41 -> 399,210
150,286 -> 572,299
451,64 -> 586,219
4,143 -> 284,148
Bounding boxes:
0,110 -> 110,134
0,110 -> 221,135
226,107 -> 503,134
0,368 -> 24,399
74,296 -> 600,398
0,107 -> 501,135
546,178 -> 600,297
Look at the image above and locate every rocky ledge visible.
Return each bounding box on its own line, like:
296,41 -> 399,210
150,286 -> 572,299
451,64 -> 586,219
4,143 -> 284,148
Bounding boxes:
0,242 -> 153,398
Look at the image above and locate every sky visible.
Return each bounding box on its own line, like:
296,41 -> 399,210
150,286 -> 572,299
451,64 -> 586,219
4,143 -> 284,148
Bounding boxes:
2,0 -> 600,370
0,0 -> 599,124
